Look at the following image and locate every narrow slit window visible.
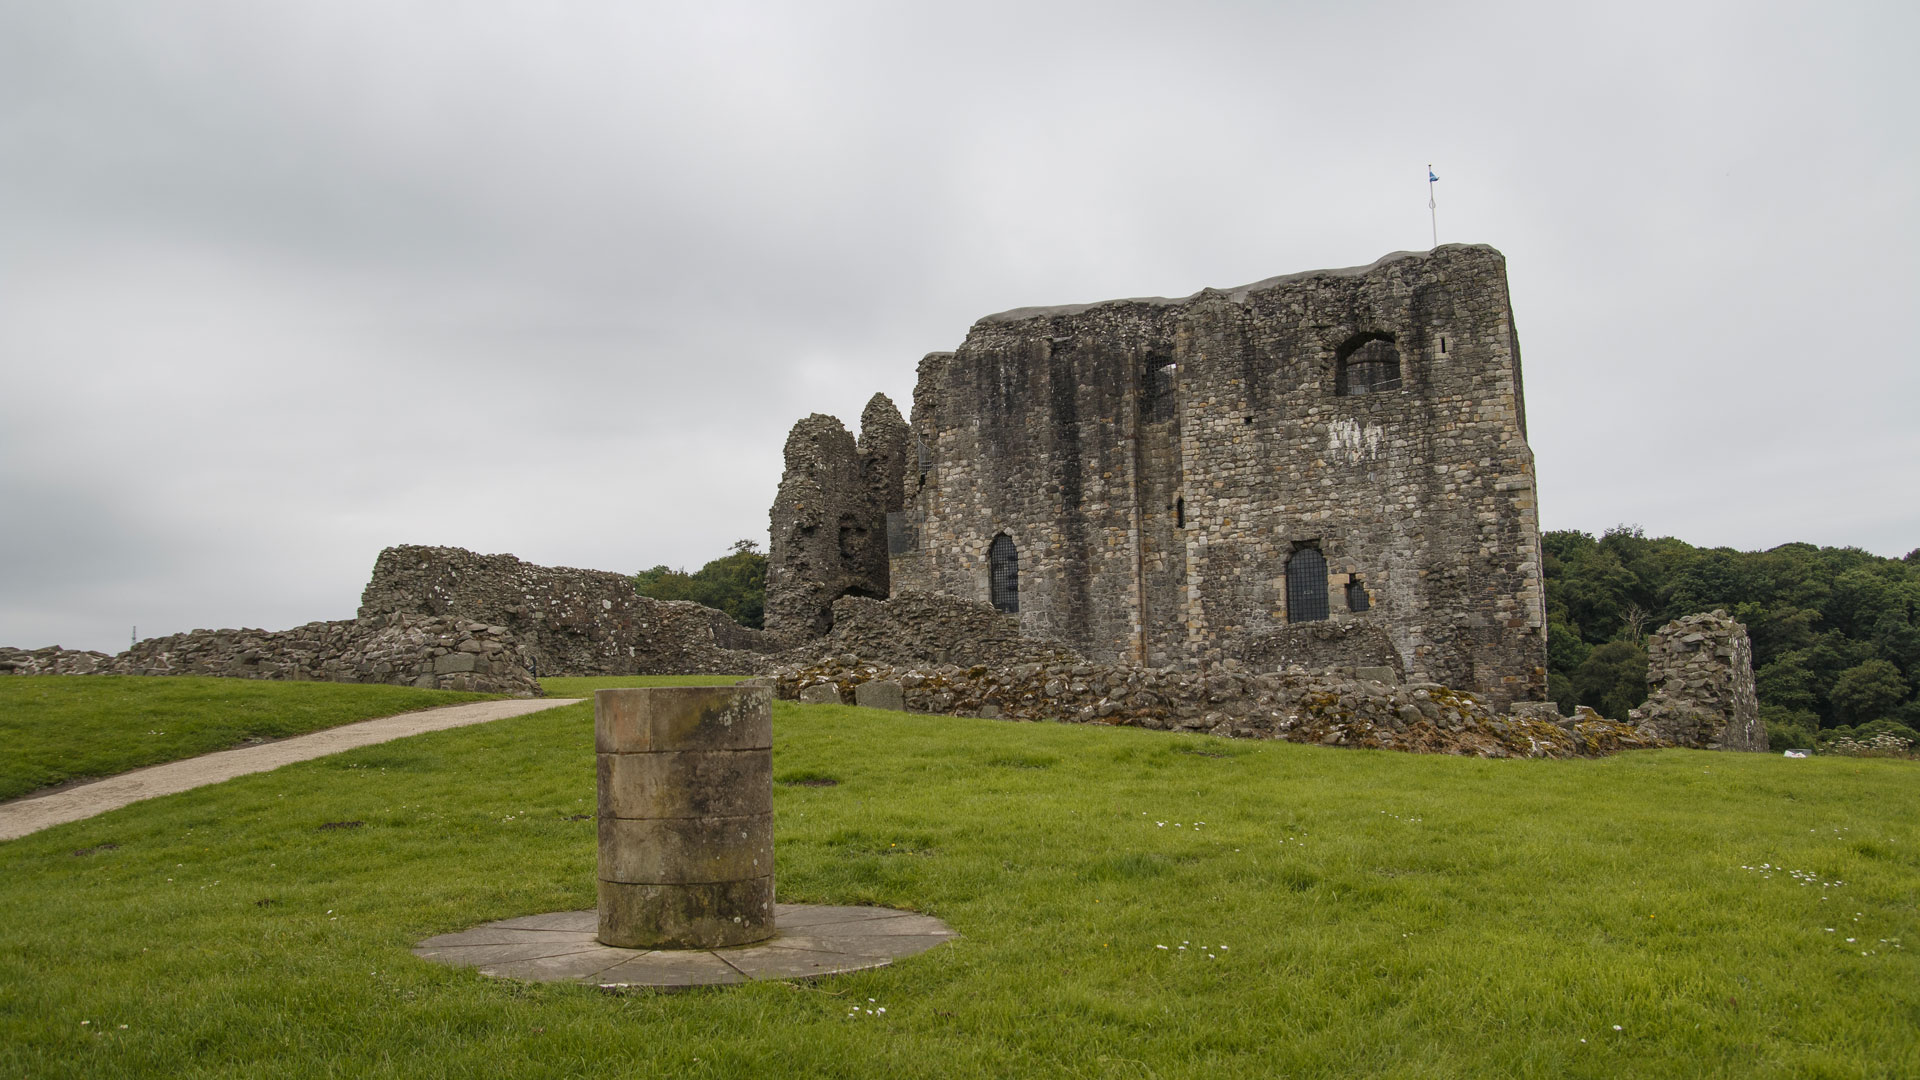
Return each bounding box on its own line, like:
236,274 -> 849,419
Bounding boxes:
989,533 -> 1020,614
1286,547 -> 1329,623
1346,579 -> 1370,612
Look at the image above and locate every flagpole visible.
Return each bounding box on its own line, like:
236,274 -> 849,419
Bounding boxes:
1427,164 -> 1437,249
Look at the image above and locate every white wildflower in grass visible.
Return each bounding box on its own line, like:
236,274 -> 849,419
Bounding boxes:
1613,1025 -> 1623,1031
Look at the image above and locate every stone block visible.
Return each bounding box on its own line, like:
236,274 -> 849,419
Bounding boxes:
597,814 -> 774,885
434,651 -> 477,674
596,877 -> 775,950
595,686 -> 772,753
854,680 -> 906,711
597,750 -> 773,820
1354,666 -> 1398,685
797,682 -> 843,705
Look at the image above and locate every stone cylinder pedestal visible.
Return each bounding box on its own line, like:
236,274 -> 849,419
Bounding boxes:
595,686 -> 775,949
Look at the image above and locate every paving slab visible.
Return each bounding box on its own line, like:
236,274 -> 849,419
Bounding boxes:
0,697 -> 582,841
414,903 -> 957,989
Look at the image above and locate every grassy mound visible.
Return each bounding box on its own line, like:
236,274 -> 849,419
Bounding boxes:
0,677 -> 503,801
1,690 -> 1915,1078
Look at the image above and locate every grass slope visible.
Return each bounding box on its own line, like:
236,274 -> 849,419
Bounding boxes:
0,693 -> 1915,1078
0,677 -> 501,800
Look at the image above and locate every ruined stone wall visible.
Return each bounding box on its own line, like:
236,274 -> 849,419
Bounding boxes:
773,656 -> 1652,759
765,394 -> 909,638
0,615 -> 542,695
1630,610 -> 1765,751
360,545 -> 773,676
888,245 -> 1546,707
802,592 -> 1082,669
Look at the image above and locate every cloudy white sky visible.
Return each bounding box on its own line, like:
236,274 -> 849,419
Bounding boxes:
3,1 -> 1914,654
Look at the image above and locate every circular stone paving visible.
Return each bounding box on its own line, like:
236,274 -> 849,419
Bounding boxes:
413,904 -> 957,988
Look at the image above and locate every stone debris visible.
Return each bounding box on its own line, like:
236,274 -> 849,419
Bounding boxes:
775,654 -> 1658,759
2,614 -> 540,695
1629,610 -> 1766,752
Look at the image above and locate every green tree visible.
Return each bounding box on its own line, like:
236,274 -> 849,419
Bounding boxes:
1829,659 -> 1908,725
633,539 -> 768,628
1572,640 -> 1649,721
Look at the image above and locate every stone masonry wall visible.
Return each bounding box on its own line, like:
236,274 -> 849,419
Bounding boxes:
359,545 -> 775,676
0,615 -> 542,695
766,394 -> 910,638
1630,610 -> 1765,751
803,591 -> 1083,669
774,656 -> 1654,760
886,245 -> 1547,708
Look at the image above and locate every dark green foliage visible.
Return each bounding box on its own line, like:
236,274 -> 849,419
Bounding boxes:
634,538 -> 767,628
1543,527 -> 1920,729
1570,640 -> 1649,720
1831,659 -> 1910,725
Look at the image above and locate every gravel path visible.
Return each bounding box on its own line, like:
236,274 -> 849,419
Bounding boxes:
0,697 -> 582,841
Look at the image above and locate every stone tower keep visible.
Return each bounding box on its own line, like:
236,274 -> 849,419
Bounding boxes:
884,245 -> 1547,706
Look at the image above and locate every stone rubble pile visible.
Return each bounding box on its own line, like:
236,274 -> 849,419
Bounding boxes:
1629,610 -> 1766,751
0,646 -> 117,675
773,654 -> 1659,759
3,614 -> 542,695
361,545 -> 778,677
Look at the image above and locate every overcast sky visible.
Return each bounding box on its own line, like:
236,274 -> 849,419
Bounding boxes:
3,1 -> 1915,654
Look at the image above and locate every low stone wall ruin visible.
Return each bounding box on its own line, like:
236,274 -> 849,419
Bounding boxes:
1,613 -> 541,695
808,591 -> 1082,669
1630,610 -> 1765,751
360,545 -> 777,677
773,655 -> 1657,759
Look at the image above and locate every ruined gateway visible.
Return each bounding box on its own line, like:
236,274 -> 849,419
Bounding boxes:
770,244 -> 1547,708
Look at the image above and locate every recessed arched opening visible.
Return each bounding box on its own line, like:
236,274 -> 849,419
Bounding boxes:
1142,357 -> 1177,423
1334,332 -> 1401,396
1286,546 -> 1329,623
989,533 -> 1020,614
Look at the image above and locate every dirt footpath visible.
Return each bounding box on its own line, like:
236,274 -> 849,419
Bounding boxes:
0,697 -> 582,841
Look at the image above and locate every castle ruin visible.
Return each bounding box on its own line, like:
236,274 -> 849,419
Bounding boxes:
771,244 -> 1549,707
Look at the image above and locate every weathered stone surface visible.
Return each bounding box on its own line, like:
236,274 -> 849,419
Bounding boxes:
0,646 -> 115,675
766,394 -> 910,640
596,686 -> 776,950
35,612 -> 544,695
596,877 -> 775,950
361,545 -> 776,676
853,680 -> 906,711
808,591 -> 1081,669
1630,610 -> 1765,751
597,815 -> 774,884
598,751 -> 775,819
864,246 -> 1545,708
776,652 -> 1658,759
796,682 -> 843,705
595,685 -> 772,752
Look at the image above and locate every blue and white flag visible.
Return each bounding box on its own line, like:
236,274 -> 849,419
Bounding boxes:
1428,169 -> 1439,183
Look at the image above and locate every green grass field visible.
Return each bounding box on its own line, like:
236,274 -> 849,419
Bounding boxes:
1,678 -> 1915,1078
0,677 -> 503,801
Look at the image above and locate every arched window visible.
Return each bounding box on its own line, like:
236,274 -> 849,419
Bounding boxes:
1143,360 -> 1177,423
989,534 -> 1020,613
1335,333 -> 1401,396
1286,547 -> 1329,622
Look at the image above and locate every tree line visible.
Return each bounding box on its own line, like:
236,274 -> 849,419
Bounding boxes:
1544,527 -> 1919,748
633,539 -> 768,629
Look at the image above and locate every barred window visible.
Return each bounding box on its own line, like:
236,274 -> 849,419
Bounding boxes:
1335,334 -> 1401,396
989,534 -> 1020,614
1286,547 -> 1329,622
1143,361 -> 1177,422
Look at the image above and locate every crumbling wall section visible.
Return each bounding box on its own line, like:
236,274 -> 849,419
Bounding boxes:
1630,610 -> 1765,751
773,655 -> 1654,759
360,545 -> 773,676
765,394 -> 908,639
804,592 -> 1082,669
